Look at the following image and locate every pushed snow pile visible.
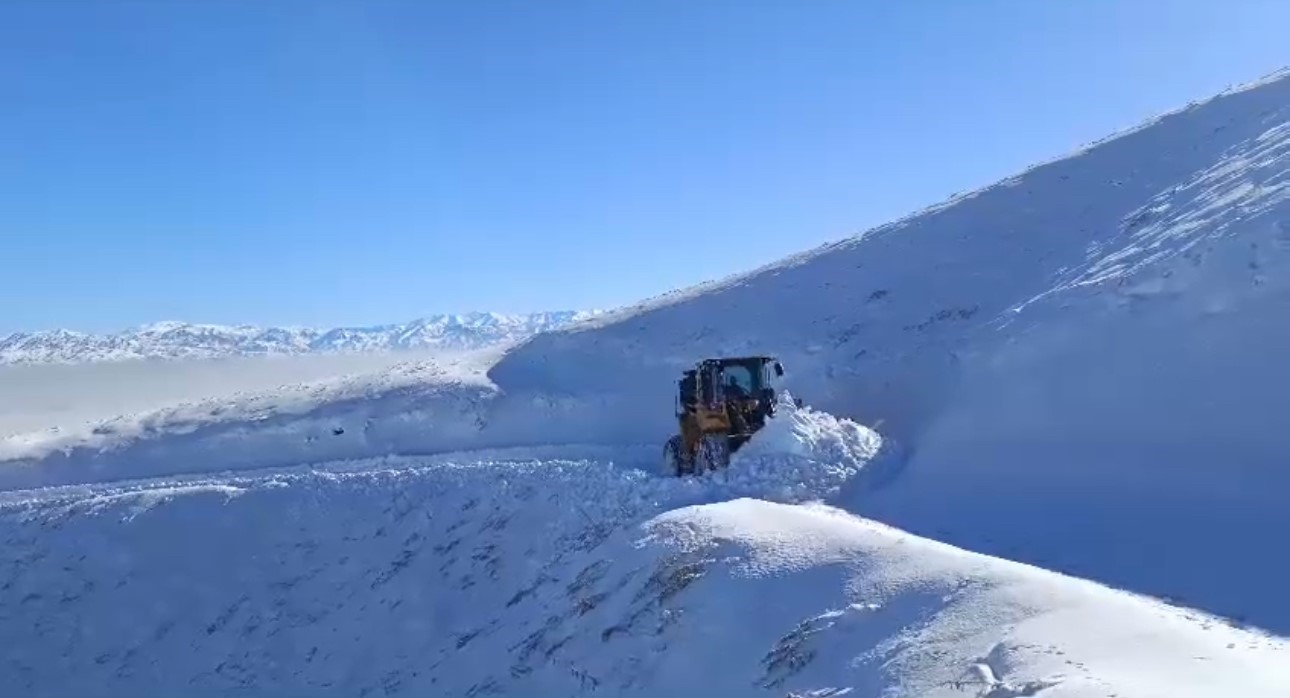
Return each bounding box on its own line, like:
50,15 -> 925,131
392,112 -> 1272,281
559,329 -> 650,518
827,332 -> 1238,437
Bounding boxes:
3,460 -> 1287,697
734,394 -> 879,470
709,395 -> 882,502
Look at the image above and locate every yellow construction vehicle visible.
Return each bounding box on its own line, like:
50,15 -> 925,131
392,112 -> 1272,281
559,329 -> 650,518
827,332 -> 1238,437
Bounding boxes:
663,355 -> 795,476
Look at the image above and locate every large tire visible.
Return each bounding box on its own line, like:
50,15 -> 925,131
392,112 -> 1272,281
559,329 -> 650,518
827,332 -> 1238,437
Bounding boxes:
663,435 -> 687,477
695,434 -> 730,474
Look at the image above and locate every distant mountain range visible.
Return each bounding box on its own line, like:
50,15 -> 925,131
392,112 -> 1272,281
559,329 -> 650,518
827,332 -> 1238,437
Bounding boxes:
0,311 -> 599,364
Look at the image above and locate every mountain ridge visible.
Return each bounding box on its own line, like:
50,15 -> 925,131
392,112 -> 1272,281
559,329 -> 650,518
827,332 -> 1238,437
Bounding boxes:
0,310 -> 600,364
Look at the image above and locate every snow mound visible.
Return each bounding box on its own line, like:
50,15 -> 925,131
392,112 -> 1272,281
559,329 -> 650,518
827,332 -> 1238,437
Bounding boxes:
701,395 -> 883,502
643,498 -> 1290,697
734,393 -> 879,472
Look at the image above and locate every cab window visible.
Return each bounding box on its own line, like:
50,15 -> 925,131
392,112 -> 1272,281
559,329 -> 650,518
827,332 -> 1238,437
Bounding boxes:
721,365 -> 754,396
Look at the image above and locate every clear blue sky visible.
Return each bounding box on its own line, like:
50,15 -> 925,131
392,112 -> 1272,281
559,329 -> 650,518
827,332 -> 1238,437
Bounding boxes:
2,1 -> 1286,333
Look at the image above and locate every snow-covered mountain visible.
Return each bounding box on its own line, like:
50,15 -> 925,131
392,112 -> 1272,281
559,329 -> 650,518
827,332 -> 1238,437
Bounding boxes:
0,311 -> 599,364
3,68 -> 1290,696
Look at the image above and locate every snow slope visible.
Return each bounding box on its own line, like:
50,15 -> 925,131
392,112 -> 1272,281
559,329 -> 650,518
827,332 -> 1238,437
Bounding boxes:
481,68 -> 1290,632
489,68 -> 1290,442
0,311 -> 598,364
3,409 -> 1287,697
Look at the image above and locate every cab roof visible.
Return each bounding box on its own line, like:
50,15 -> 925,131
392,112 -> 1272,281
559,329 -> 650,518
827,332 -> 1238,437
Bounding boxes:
697,355 -> 777,365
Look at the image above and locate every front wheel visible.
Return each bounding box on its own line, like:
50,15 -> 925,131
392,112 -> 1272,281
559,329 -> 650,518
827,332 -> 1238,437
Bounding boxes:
695,434 -> 730,474
663,435 -> 687,476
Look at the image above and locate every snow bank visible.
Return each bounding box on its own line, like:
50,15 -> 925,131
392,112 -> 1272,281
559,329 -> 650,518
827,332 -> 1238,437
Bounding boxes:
3,457 -> 1286,697
642,498 -> 1290,697
853,111 -> 1290,629
0,354 -> 500,490
0,350 -> 463,437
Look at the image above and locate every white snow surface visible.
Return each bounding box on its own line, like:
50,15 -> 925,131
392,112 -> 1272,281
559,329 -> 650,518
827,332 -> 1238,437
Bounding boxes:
3,417 -> 1287,697
3,68 -> 1290,693
0,351 -> 499,489
0,311 -> 599,364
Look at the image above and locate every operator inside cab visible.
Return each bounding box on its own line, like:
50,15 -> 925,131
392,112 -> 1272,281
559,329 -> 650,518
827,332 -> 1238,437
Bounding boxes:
722,374 -> 751,433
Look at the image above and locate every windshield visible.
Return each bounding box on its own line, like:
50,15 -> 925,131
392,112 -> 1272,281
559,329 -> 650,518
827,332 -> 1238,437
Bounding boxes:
722,364 -> 755,396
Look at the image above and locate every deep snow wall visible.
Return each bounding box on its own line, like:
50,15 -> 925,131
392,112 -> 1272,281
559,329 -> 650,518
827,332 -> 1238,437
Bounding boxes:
0,359 -> 500,491
488,70 -> 1290,631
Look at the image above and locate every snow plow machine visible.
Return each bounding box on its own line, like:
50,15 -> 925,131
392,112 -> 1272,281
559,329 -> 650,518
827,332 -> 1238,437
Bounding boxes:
664,355 -> 798,476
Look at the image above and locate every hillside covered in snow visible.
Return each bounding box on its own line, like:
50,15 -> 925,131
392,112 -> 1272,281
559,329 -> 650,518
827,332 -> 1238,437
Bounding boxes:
2,68 -> 1290,696
487,67 -> 1290,632
0,311 -> 598,364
